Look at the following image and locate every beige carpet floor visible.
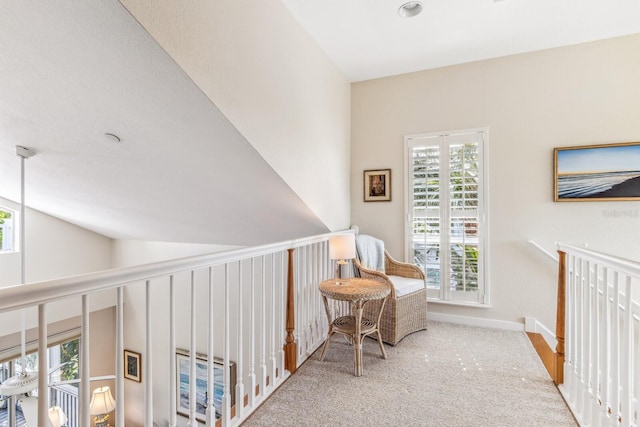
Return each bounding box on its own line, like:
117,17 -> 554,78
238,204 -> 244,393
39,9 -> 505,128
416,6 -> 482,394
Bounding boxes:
242,321 -> 577,427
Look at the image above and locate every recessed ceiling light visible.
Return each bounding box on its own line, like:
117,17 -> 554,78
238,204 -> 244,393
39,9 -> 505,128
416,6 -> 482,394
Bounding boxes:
104,133 -> 121,143
398,1 -> 423,18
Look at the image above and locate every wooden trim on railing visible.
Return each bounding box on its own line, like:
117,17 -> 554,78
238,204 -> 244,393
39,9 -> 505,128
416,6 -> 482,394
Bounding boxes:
284,248 -> 297,374
554,249 -> 566,385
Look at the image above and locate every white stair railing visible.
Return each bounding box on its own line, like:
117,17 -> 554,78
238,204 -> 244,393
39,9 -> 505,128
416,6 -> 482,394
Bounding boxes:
558,242 -> 640,427
0,230 -> 351,427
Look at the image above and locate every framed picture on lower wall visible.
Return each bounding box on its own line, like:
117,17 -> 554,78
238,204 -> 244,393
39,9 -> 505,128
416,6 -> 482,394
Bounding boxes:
176,349 -> 236,422
554,141 -> 640,201
124,350 -> 141,382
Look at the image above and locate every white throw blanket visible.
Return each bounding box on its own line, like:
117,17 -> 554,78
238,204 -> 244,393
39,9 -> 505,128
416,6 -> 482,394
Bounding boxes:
355,234 -> 385,272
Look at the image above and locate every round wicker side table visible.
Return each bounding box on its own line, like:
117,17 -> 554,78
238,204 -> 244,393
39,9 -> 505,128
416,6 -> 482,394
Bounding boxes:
319,278 -> 390,377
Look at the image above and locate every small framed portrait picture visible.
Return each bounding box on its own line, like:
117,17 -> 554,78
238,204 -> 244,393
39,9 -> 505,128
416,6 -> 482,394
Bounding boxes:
364,169 -> 391,202
124,350 -> 142,382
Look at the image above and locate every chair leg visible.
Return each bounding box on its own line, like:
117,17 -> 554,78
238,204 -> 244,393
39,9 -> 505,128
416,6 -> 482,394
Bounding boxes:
376,329 -> 387,359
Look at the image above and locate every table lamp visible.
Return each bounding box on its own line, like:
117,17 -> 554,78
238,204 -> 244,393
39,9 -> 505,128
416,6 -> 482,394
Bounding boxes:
90,386 -> 116,427
329,234 -> 356,278
48,406 -> 67,427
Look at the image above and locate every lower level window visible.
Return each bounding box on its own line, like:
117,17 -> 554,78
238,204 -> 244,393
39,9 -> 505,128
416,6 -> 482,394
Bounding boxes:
0,207 -> 16,253
0,338 -> 79,424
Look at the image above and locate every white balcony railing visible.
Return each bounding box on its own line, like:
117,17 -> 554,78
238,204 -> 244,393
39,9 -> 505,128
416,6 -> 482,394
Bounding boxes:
0,230 -> 352,426
557,242 -> 640,427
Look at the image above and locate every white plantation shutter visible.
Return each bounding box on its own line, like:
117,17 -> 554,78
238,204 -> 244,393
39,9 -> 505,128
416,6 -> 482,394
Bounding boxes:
406,129 -> 487,305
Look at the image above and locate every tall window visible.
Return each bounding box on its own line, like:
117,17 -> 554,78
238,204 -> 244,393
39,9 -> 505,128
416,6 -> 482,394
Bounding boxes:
0,338 -> 80,425
0,206 -> 16,253
405,129 -> 488,305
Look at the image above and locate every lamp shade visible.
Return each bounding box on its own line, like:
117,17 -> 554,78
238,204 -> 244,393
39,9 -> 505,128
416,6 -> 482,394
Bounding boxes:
89,386 -> 116,415
48,406 -> 67,427
329,234 -> 356,260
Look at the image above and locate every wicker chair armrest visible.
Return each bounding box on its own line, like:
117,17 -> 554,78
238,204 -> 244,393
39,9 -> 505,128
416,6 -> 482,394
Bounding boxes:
384,250 -> 426,281
353,258 -> 397,299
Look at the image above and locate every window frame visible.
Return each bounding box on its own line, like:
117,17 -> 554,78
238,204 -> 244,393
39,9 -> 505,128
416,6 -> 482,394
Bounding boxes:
0,205 -> 17,254
404,128 -> 490,307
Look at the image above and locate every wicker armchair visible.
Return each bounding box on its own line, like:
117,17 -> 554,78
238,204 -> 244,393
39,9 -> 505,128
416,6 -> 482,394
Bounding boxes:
354,236 -> 427,346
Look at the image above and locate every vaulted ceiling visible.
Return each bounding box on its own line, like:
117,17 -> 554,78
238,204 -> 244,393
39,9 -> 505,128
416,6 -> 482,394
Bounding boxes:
0,1 -> 328,246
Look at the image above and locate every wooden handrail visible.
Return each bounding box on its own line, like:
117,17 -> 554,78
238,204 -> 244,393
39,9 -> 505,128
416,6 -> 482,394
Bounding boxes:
284,248 -> 297,374
554,249 -> 566,385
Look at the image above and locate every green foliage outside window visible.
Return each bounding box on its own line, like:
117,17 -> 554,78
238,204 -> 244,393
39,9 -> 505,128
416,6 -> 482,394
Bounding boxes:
60,339 -> 79,383
0,210 -> 11,248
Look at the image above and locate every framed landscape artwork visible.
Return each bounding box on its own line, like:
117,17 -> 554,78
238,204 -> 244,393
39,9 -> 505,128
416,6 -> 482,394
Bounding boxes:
176,350 -> 236,422
364,169 -> 391,202
554,142 -> 640,202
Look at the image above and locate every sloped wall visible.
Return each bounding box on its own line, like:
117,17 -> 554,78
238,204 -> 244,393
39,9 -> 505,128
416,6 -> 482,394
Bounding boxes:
0,196 -> 112,288
120,0 -> 352,232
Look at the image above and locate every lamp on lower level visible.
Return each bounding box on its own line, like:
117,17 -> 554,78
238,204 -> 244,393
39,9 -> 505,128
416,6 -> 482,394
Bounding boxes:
329,234 -> 356,279
90,386 -> 116,427
48,406 -> 67,427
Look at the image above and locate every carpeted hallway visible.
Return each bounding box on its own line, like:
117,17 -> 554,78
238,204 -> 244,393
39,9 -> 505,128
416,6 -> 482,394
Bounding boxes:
242,321 -> 576,427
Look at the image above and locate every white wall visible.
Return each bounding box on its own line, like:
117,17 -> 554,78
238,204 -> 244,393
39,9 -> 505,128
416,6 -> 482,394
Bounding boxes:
119,0 -> 352,232
351,34 -> 640,331
0,196 -> 112,287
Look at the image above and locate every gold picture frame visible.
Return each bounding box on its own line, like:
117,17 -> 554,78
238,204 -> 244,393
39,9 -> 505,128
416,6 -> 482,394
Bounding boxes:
364,169 -> 391,202
554,141 -> 640,202
124,350 -> 141,382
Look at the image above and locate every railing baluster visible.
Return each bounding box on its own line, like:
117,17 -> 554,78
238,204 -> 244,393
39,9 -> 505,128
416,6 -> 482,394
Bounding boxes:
80,295 -> 90,427
620,275 -> 633,427
301,246 -> 308,357
584,261 -> 594,422
169,276 -> 177,427
116,286 -> 125,427
145,280 -> 153,427
248,258 -> 257,407
188,272 -> 197,427
236,261 -> 245,418
278,251 -> 286,379
599,267 -> 611,426
269,255 -> 276,388
37,303 -> 48,427
260,256 -> 267,395
206,267 -> 215,425
223,264 -> 231,427
612,271 -> 621,425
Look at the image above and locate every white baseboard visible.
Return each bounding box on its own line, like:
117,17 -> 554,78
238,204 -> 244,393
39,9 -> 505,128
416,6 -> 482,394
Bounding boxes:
427,312 -> 524,331
524,316 -> 557,350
